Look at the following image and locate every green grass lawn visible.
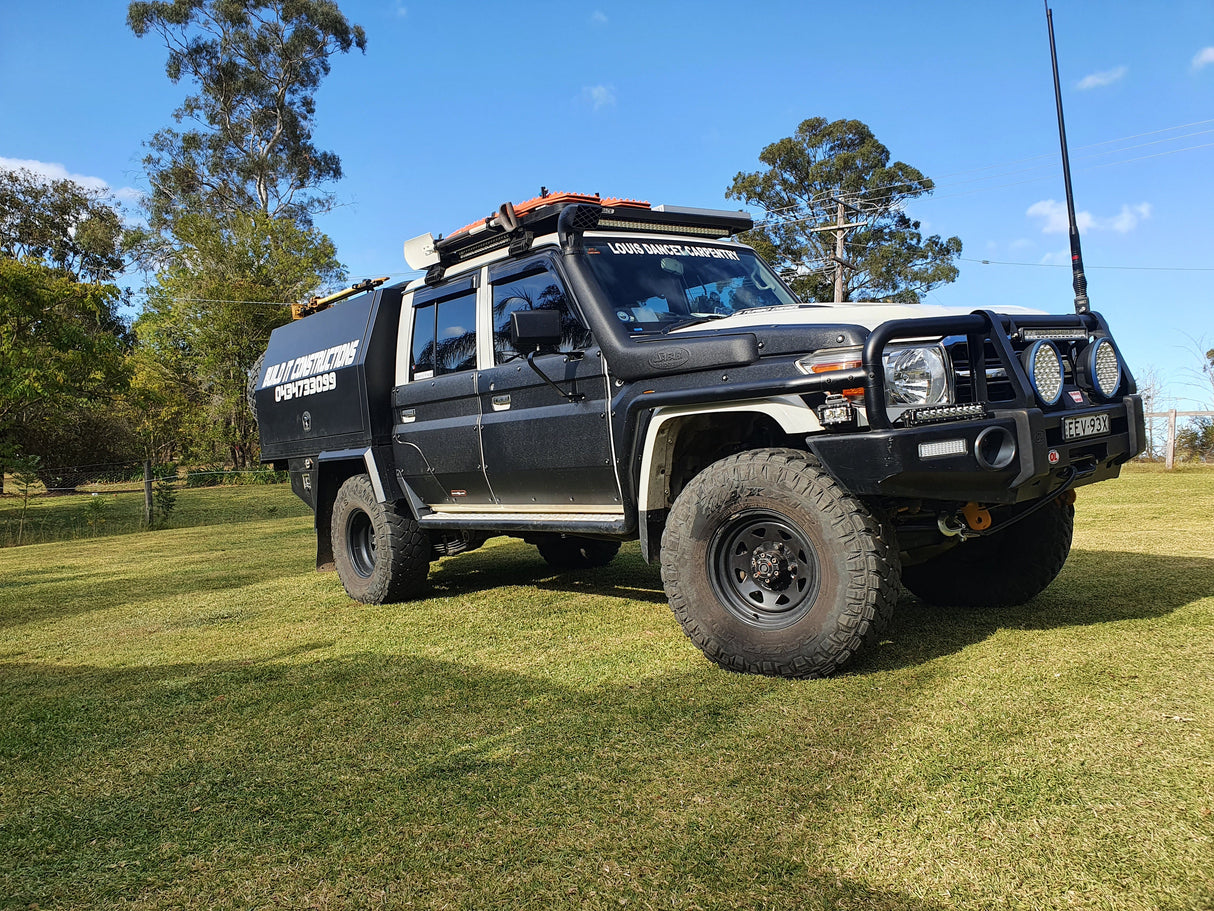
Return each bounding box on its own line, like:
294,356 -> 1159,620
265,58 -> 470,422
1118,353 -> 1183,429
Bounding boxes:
0,466 -> 1211,910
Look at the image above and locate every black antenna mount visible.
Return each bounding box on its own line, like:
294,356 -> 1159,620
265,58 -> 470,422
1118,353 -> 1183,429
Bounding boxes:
1046,2 -> 1090,314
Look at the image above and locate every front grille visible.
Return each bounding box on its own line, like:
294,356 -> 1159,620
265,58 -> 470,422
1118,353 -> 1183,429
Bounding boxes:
947,340 -> 1015,404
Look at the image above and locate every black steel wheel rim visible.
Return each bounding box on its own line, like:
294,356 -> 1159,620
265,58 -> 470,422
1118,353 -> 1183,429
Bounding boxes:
708,509 -> 820,628
346,510 -> 377,578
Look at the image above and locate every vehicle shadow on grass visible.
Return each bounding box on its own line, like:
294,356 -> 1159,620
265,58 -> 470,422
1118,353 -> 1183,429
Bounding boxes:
428,538 -> 669,606
849,547 -> 1214,676
431,543 -> 1213,677
0,650 -> 950,911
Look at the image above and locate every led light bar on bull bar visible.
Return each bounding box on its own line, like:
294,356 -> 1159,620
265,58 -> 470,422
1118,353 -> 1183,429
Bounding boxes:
899,402 -> 991,426
1021,327 -> 1089,341
918,439 -> 968,459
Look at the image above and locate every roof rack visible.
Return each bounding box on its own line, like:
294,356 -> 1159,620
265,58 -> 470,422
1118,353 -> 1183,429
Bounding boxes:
403,191 -> 754,284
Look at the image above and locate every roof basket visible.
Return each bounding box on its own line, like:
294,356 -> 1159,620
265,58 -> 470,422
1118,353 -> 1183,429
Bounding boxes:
406,192 -> 754,280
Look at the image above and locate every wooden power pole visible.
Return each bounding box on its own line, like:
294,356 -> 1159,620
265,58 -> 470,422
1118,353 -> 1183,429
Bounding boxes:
808,195 -> 864,302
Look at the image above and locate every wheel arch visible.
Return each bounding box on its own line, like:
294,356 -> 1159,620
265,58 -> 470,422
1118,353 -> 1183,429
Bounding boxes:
636,397 -> 823,563
313,447 -> 411,571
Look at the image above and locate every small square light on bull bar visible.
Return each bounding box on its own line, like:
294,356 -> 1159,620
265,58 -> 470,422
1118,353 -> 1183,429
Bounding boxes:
918,439 -> 967,459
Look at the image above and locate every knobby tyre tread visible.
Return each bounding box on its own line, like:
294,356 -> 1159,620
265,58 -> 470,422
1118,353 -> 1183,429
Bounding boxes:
331,474 -> 430,604
660,448 -> 900,679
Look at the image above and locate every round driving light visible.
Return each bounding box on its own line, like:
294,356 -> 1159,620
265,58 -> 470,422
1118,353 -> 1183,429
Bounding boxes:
1024,340 -> 1064,406
1083,338 -> 1123,399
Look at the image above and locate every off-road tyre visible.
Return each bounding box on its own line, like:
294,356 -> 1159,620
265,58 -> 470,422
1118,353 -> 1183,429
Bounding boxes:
660,448 -> 900,679
535,536 -> 621,570
901,498 -> 1074,608
331,474 -> 430,603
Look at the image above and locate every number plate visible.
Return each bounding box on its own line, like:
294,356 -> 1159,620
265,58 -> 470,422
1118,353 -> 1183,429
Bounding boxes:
1062,412 -> 1110,440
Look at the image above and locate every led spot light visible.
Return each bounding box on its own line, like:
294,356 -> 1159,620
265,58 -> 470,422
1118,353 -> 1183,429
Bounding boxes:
1081,337 -> 1123,399
1023,340 -> 1064,406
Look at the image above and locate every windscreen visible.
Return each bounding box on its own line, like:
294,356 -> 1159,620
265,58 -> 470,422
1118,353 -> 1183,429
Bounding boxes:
583,239 -> 799,333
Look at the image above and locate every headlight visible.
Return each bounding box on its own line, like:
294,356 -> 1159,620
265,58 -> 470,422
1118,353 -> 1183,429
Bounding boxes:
1023,340 -> 1064,406
883,345 -> 950,406
1080,337 -> 1123,399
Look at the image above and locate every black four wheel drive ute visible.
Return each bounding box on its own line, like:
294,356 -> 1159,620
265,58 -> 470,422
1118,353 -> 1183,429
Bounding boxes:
254,192 -> 1145,678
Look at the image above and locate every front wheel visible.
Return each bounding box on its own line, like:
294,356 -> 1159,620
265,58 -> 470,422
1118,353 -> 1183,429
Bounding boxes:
660,448 -> 900,679
331,474 -> 430,603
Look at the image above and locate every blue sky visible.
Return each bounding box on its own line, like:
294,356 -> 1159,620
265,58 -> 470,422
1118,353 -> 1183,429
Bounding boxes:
2,0 -> 1211,406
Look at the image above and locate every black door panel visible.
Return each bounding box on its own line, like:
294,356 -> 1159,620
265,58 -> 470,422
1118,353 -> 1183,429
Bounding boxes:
479,353 -> 618,506
394,372 -> 492,505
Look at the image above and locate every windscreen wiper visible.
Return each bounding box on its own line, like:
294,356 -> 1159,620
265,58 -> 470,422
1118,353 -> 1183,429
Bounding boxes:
662,313 -> 727,334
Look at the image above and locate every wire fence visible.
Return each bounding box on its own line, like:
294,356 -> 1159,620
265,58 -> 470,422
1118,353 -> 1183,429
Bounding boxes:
3,407 -> 1209,549
0,460 -> 301,549
1144,410 -> 1214,468
6,460 -> 290,496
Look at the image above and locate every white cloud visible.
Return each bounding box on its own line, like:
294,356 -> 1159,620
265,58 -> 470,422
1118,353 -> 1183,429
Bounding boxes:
114,186 -> 145,205
1040,249 -> 1070,266
0,157 -> 146,232
1107,202 -> 1152,232
0,157 -> 144,211
1026,199 -> 1087,233
581,84 -> 616,111
590,10 -> 608,25
1077,65 -> 1127,90
0,156 -> 110,191
395,3 -> 407,18
1192,47 -> 1214,71
1027,199 -> 1151,235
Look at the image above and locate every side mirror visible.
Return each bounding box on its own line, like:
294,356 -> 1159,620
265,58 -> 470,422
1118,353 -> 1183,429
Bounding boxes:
510,307 -> 562,351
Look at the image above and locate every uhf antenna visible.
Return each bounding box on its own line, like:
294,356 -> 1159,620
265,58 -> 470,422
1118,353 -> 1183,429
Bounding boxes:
1045,2 -> 1090,314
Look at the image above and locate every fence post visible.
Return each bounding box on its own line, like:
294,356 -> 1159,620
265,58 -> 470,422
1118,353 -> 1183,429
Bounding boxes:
143,459 -> 154,524
1165,410 -> 1177,470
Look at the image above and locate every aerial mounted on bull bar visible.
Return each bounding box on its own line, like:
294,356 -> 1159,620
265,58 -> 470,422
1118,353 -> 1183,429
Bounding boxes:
1045,1 -> 1091,316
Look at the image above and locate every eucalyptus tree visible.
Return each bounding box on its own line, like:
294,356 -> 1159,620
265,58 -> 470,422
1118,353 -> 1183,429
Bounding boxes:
128,0 -> 367,231
727,117 -> 962,304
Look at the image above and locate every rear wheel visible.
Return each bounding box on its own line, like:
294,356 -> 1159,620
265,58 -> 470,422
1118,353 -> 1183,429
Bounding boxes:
660,448 -> 899,679
331,474 -> 430,603
901,498 -> 1074,608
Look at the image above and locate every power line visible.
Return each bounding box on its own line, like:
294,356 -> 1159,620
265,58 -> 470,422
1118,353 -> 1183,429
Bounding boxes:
927,118 -> 1214,180
960,257 -> 1214,272
170,297 -> 294,306
752,117 -> 1214,227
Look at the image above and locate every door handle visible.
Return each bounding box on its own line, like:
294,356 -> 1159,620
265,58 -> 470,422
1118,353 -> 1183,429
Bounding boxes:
492,394 -> 511,411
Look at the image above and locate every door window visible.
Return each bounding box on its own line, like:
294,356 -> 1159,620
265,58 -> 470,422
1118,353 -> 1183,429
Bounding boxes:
411,289 -> 478,380
492,268 -> 592,364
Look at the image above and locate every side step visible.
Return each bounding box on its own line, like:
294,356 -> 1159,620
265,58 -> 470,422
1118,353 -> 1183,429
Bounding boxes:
417,511 -> 629,535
